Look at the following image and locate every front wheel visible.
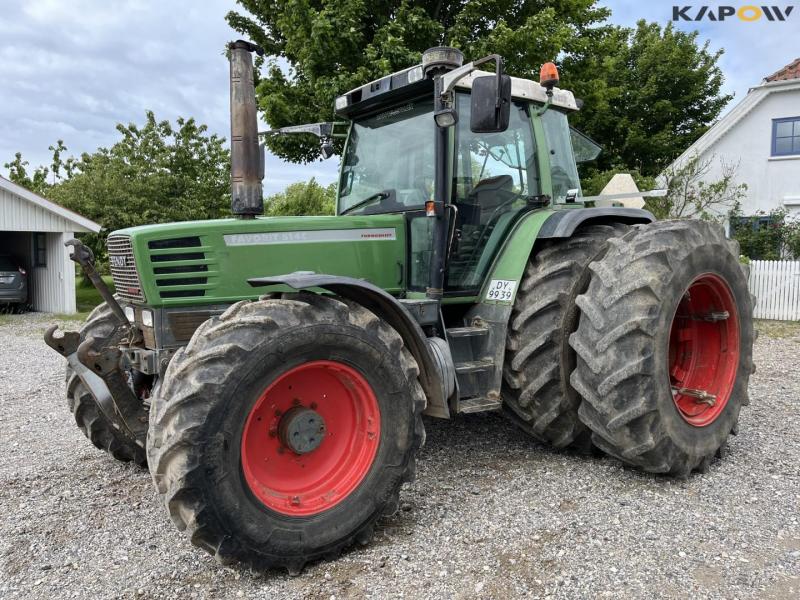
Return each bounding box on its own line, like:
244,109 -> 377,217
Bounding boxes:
65,302 -> 147,467
146,293 -> 425,571
569,220 -> 754,476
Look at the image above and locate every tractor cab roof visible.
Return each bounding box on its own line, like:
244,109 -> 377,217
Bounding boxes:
334,64 -> 580,118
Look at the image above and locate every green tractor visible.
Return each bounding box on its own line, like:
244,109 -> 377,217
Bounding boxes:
45,42 -> 754,572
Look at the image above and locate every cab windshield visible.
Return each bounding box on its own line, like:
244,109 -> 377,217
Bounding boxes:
338,99 -> 434,215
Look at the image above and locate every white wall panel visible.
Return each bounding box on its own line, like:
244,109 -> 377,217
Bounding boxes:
0,188 -> 76,232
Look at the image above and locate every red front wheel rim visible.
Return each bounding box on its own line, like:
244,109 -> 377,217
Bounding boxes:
668,273 -> 740,427
240,360 -> 381,516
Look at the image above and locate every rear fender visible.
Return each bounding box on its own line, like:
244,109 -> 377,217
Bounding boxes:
249,273 -> 446,416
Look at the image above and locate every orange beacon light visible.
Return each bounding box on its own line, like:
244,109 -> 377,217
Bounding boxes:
539,62 -> 559,91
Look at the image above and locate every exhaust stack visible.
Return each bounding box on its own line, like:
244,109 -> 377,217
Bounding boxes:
228,40 -> 264,218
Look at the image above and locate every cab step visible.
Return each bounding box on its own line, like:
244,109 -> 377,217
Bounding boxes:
454,358 -> 494,374
457,396 -> 502,414
446,325 -> 490,339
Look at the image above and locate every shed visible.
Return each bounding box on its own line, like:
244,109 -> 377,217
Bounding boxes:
0,175 -> 102,313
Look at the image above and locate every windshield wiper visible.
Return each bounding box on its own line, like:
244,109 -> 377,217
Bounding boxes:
340,190 -> 392,215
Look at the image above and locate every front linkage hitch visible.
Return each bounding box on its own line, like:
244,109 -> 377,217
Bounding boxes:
44,239 -> 148,448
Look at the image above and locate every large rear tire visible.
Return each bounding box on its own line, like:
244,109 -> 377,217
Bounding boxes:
503,224 -> 628,449
146,292 -> 425,572
65,302 -> 147,467
570,220 -> 754,476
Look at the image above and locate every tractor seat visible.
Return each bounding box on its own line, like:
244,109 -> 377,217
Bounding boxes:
468,174 -> 514,222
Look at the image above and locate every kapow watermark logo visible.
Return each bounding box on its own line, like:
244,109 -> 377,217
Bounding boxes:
673,5 -> 795,21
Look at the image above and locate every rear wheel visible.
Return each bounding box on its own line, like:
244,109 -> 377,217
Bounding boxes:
65,302 -> 147,467
570,220 -> 754,476
503,224 -> 628,450
147,292 -> 425,571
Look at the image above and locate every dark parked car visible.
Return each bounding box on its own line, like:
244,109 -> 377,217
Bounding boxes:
0,255 -> 28,308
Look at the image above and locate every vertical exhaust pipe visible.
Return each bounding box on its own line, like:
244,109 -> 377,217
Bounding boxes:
228,40 -> 265,218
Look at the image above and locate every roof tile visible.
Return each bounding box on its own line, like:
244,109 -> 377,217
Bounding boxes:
765,58 -> 800,82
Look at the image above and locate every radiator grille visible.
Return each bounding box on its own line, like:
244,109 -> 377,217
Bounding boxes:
107,234 -> 144,302
149,236 -> 209,299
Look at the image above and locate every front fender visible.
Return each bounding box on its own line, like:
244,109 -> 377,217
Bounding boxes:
248,273 -> 444,414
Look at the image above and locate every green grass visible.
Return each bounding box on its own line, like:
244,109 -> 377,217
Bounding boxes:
53,311 -> 91,322
755,319 -> 800,339
75,275 -> 115,313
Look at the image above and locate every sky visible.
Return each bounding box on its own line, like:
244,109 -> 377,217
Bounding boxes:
1,0 -> 797,196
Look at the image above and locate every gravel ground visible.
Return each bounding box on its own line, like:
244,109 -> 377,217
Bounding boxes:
1,313 -> 798,599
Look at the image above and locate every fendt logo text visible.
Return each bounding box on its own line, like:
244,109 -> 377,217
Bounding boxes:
673,5 -> 795,21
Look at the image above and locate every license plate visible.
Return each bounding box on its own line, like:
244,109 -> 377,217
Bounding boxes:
0,276 -> 12,284
485,279 -> 517,303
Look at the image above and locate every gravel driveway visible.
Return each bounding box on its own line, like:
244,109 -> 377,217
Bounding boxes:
1,313 -> 798,599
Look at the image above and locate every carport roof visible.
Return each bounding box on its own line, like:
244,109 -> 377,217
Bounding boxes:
0,175 -> 102,233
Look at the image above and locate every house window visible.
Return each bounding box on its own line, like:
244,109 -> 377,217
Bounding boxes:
772,117 -> 800,156
33,233 -> 47,267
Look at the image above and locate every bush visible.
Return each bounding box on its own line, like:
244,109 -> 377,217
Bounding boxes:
264,178 -> 336,216
580,168 -> 656,197
730,205 -> 800,260
650,154 -> 747,221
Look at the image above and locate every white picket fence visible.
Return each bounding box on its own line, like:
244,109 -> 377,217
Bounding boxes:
749,260 -> 800,321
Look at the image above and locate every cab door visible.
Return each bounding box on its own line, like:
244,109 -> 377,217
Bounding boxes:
446,94 -> 541,293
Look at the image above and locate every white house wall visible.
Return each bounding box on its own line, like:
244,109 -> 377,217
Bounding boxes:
0,186 -> 80,232
692,88 -> 800,218
29,231 -> 76,313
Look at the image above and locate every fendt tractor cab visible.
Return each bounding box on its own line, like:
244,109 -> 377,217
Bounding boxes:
46,42 -> 754,572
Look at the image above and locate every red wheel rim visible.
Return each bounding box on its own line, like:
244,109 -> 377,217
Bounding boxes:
240,360 -> 381,516
668,273 -> 740,427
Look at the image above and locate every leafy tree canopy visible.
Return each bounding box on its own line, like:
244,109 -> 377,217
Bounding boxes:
227,2 -> 730,177
569,21 -> 731,176
228,0 -> 611,162
264,178 -> 336,216
4,111 -> 230,261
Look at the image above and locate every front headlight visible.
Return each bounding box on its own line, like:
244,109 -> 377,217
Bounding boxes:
141,309 -> 154,328
123,306 -> 135,323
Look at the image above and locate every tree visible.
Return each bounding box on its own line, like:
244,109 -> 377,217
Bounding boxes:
227,0 -> 611,163
227,3 -> 730,179
264,178 -> 336,216
4,111 -> 230,262
569,21 -> 731,177
4,152 -> 50,196
647,154 -> 747,221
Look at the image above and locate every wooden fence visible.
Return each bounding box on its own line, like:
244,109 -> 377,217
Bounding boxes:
749,260 -> 800,321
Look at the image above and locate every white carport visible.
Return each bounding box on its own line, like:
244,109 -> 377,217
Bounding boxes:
0,175 -> 102,313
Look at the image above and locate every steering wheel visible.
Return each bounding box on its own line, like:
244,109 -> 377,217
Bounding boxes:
413,175 -> 434,199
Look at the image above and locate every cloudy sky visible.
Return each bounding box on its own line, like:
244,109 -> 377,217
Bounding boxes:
1,0 -> 796,196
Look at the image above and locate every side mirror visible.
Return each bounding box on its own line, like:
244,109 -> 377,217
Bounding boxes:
470,74 -> 511,133
565,188 -> 579,203
258,144 -> 265,180
320,141 -> 335,160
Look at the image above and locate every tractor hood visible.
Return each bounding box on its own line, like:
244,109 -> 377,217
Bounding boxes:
107,214 -> 407,308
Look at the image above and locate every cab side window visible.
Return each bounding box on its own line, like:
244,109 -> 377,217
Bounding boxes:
541,109 -> 582,202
